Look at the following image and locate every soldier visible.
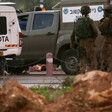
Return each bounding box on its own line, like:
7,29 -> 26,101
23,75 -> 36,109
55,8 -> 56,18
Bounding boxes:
70,5 -> 98,73
98,5 -> 112,72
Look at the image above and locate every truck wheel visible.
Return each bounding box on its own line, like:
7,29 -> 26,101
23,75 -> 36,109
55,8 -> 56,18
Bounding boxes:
61,49 -> 79,75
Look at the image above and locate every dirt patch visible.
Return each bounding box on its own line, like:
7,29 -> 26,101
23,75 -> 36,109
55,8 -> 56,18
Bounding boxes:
44,71 -> 112,112
1,71 -> 112,112
0,79 -> 46,112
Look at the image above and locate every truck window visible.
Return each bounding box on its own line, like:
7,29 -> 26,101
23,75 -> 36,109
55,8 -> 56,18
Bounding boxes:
18,15 -> 29,31
0,17 -> 7,35
33,14 -> 54,30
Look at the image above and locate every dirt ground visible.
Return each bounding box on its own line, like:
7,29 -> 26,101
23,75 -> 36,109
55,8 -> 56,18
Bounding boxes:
0,80 -> 46,112
0,70 -> 112,112
44,71 -> 112,112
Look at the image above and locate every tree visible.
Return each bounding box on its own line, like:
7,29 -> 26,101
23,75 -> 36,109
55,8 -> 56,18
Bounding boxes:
2,0 -> 61,12
44,0 -> 53,10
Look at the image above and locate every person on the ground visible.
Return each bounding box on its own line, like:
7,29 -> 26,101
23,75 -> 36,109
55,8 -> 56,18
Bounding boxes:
98,4 -> 112,72
70,5 -> 98,73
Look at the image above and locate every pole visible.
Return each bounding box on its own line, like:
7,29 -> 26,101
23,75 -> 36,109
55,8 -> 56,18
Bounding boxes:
46,53 -> 53,76
40,0 -> 44,8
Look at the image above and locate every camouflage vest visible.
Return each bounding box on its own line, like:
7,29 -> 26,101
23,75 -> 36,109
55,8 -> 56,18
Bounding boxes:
100,17 -> 112,35
74,17 -> 96,39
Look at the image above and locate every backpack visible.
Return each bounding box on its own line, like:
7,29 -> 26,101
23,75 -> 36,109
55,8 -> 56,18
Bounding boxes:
74,17 -> 94,39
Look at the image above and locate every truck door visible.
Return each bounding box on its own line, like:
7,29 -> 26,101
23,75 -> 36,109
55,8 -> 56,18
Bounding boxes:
28,11 -> 59,58
18,14 -> 31,58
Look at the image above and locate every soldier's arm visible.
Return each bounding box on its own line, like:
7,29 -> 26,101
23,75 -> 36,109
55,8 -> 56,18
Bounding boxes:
89,19 -> 98,37
98,17 -> 110,31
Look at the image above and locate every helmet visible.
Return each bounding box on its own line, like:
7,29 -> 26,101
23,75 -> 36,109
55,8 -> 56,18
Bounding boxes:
103,5 -> 112,13
81,5 -> 91,14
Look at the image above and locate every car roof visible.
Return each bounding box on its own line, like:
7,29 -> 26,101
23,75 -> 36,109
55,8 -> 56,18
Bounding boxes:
18,10 -> 60,16
0,6 -> 15,12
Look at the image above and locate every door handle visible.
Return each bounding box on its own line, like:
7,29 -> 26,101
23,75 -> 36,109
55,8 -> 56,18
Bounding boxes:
47,32 -> 55,36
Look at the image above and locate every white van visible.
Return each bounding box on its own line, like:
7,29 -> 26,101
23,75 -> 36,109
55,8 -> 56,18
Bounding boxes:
0,6 -> 22,57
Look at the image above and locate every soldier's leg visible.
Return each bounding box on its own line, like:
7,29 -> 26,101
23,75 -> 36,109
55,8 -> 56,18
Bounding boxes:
85,38 -> 97,70
106,38 -> 112,72
106,52 -> 112,72
80,55 -> 86,73
102,37 -> 112,71
107,56 -> 112,72
90,48 -> 98,70
100,45 -> 108,71
79,39 -> 87,73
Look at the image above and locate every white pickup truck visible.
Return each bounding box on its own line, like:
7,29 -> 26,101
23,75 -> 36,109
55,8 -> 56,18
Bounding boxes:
0,6 -> 22,74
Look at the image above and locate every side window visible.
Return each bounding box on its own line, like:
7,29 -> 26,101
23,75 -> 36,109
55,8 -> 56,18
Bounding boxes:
18,15 -> 29,31
33,14 -> 54,30
0,17 -> 7,35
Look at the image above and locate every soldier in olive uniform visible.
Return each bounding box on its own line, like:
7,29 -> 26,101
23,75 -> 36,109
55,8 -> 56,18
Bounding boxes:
70,5 -> 98,73
99,5 -> 112,72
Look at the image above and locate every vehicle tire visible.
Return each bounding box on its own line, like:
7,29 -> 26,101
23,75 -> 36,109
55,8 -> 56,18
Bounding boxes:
61,49 -> 79,75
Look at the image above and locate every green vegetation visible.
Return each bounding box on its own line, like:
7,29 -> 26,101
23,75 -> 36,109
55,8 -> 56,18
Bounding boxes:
30,77 -> 75,101
30,86 -> 74,101
2,0 -> 61,12
62,77 -> 75,87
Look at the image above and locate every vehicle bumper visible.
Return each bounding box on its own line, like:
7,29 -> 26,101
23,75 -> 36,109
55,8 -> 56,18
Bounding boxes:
2,48 -> 22,57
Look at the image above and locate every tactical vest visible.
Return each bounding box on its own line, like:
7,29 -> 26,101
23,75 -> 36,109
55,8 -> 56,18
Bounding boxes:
74,17 -> 96,39
100,17 -> 112,35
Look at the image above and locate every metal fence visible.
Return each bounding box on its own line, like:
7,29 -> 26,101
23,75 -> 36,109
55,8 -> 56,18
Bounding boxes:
0,72 -> 75,88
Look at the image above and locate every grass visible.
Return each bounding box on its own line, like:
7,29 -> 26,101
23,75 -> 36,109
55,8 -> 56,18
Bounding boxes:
30,77 -> 75,101
30,86 -> 74,101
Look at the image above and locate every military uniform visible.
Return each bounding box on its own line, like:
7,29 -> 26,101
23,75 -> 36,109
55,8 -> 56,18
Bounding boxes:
98,5 -> 112,72
70,6 -> 98,73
